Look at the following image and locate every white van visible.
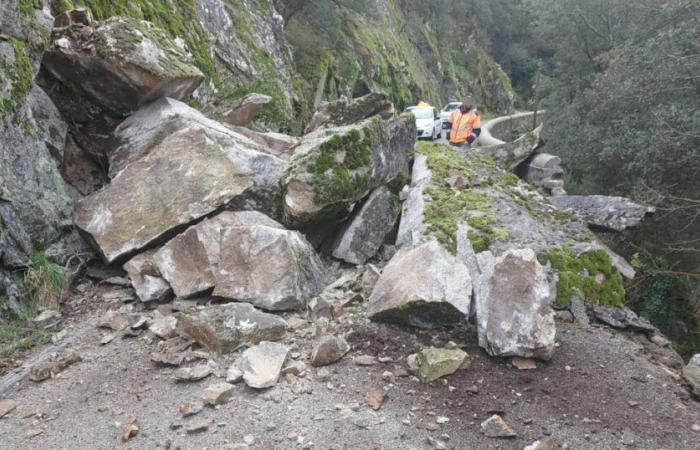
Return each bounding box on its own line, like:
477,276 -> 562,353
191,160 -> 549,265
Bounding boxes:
405,106 -> 442,140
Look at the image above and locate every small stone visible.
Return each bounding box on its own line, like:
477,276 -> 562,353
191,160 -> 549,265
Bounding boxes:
353,355 -> 376,366
185,420 -> 209,434
281,361 -> 307,377
414,347 -> 469,383
25,429 -> 44,439
178,401 -> 203,417
691,424 -> 700,432
98,311 -> 131,331
426,423 -> 439,431
308,297 -> 332,321
365,384 -> 387,410
225,366 -> 243,384
481,415 -> 516,438
174,363 -> 214,382
621,428 -> 636,446
524,438 -> 555,450
512,357 -> 537,370
565,365 -> 572,371
237,341 -> 290,389
0,399 -> 18,418
149,314 -> 178,339
316,367 -> 332,380
436,416 -> 449,424
32,310 -> 62,328
310,335 -> 350,367
627,400 -> 639,408
381,371 -> 394,383
122,418 -> 139,442
243,434 -> 256,445
378,356 -> 393,363
201,382 -> 235,406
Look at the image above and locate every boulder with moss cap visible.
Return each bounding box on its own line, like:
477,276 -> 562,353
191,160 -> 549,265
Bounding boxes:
282,114 -> 415,227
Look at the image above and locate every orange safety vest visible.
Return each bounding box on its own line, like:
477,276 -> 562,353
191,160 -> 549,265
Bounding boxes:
449,110 -> 481,144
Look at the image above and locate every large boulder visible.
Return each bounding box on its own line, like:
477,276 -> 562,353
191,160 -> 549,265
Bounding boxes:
331,187 -> 400,264
395,153 -> 431,247
109,97 -> 285,178
74,124 -> 284,263
153,211 -> 326,311
40,17 -> 203,160
177,303 -> 288,354
367,240 -> 472,329
474,248 -> 556,360
550,195 -> 655,232
282,114 -> 415,226
305,92 -> 395,133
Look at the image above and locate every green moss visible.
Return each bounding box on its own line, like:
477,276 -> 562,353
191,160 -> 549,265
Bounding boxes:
543,245 -> 626,309
305,122 -> 375,206
0,38 -> 34,121
415,142 -> 476,183
468,231 -> 491,253
501,172 -> 520,187
387,171 -> 410,195
19,0 -> 42,15
55,0 -> 74,14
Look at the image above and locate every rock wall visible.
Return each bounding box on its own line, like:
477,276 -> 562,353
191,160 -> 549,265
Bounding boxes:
0,2 -> 77,316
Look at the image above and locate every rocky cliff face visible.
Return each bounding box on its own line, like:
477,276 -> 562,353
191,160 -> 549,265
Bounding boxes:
0,2 -> 77,315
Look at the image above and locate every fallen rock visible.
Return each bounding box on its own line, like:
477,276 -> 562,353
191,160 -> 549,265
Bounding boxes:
42,17 -> 203,160
174,363 -> 215,382
225,366 -> 244,384
148,314 -> 178,340
154,211 -> 326,310
590,306 -> 656,332
76,126 -> 275,263
524,438 -> 555,450
0,399 -> 17,418
29,352 -> 82,382
684,354 -> 700,398
310,335 -> 350,367
305,92 -> 394,133
122,251 -> 172,303
179,400 -> 204,417
365,384 -> 387,410
237,341 -> 290,389
201,382 -> 235,406
331,186 -> 400,264
121,418 -> 139,442
222,93 -> 272,127
178,302 -> 288,354
570,296 -> 590,326
43,17 -> 203,116
414,347 -> 469,383
97,311 -> 132,331
550,195 -> 655,232
367,240 -> 471,328
282,114 -> 415,226
307,297 -> 333,321
512,357 -> 537,370
353,355 -> 376,366
481,414 -> 516,438
474,249 -> 556,360
185,420 -> 209,434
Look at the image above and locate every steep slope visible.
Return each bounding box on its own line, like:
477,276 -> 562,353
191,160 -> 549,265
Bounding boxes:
280,0 -> 514,119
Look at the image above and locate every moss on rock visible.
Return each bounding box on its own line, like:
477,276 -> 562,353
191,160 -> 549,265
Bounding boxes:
543,245 -> 626,309
0,38 -> 34,121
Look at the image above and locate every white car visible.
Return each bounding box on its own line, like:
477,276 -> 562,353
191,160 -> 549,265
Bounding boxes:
440,102 -> 462,131
405,106 -> 442,140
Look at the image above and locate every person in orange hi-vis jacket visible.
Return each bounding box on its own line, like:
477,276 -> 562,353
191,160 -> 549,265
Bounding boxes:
448,102 -> 481,149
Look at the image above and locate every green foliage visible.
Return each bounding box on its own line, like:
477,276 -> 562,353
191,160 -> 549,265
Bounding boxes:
628,254 -> 700,359
55,0 -> 74,14
0,300 -> 52,360
22,252 -> 66,311
18,0 -> 43,15
544,246 -> 625,309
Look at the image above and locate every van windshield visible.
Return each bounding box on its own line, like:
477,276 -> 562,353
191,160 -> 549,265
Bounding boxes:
443,103 -> 461,112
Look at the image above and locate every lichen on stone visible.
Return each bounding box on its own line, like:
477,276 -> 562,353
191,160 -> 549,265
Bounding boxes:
0,38 -> 34,121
